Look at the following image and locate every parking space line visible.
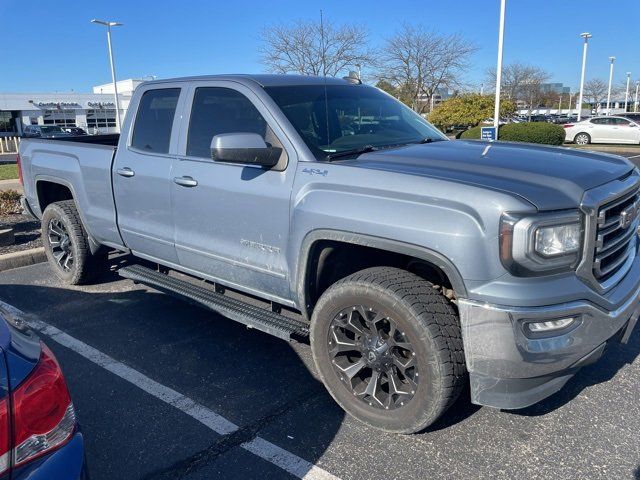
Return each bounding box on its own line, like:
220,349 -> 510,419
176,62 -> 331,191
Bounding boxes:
626,154 -> 640,159
5,307 -> 339,480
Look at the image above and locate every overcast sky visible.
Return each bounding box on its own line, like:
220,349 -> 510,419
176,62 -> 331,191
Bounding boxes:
1,0 -> 637,92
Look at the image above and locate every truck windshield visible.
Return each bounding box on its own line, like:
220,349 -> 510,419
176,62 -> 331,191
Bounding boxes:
264,84 -> 446,161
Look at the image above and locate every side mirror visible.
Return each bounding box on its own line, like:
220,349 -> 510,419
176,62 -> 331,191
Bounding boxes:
210,133 -> 281,168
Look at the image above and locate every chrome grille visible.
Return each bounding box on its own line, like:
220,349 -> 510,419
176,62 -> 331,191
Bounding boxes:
593,186 -> 639,281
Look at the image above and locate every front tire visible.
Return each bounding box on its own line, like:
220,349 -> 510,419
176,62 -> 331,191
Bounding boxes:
574,132 -> 590,145
310,267 -> 466,434
42,200 -> 106,285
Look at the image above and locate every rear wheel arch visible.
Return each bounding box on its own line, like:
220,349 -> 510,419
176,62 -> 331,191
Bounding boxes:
296,230 -> 466,320
36,179 -> 74,213
35,179 -> 103,255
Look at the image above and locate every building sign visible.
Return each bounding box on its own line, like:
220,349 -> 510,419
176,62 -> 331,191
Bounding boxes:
87,101 -> 116,108
34,101 -> 82,109
481,127 -> 497,141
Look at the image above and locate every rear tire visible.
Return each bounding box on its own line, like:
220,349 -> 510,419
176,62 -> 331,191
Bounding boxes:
574,132 -> 590,145
42,200 -> 107,285
310,267 -> 466,434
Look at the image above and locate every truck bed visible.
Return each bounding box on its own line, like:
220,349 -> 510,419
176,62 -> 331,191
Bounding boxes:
19,137 -> 123,250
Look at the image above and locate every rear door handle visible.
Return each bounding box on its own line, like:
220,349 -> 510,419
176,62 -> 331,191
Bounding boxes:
116,167 -> 135,178
173,176 -> 198,187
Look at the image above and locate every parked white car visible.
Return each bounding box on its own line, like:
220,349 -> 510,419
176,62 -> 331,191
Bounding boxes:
564,116 -> 640,145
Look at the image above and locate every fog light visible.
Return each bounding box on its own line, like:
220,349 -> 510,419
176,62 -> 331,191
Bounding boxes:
527,317 -> 576,333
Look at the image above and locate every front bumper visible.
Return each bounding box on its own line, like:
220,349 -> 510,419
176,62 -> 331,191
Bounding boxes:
458,279 -> 640,409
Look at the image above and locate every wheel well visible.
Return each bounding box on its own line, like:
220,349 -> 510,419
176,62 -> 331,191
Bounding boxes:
36,181 -> 73,212
303,240 -> 454,317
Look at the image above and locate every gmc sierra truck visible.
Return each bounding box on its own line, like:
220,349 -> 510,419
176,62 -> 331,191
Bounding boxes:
17,75 -> 639,433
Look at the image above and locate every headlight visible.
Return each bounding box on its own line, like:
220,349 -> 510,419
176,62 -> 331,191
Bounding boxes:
535,224 -> 581,257
500,211 -> 583,276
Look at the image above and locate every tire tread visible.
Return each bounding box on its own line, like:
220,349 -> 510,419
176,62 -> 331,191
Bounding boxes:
312,266 -> 467,433
42,200 -> 103,285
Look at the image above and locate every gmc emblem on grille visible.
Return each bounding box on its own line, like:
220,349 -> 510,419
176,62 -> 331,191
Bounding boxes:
619,203 -> 639,229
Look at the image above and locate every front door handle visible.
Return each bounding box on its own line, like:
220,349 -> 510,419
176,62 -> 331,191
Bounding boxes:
116,167 -> 135,178
173,176 -> 198,187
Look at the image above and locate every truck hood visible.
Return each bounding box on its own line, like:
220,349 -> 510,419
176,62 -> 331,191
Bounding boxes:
341,140 -> 634,210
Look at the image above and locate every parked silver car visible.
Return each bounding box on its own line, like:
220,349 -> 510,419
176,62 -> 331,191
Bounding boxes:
564,115 -> 640,145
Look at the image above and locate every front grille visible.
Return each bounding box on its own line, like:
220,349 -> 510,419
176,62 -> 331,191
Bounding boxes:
593,186 -> 639,282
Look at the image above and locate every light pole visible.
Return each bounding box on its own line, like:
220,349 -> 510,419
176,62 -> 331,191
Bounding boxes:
493,0 -> 507,133
635,81 -> 639,113
624,72 -> 631,112
558,93 -> 562,114
577,33 -> 591,122
91,19 -> 123,132
606,56 -> 616,115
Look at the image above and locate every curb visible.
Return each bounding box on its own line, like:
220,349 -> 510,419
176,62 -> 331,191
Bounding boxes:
0,247 -> 46,272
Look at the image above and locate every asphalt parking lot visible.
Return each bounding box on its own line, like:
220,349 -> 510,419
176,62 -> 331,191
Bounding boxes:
0,258 -> 638,480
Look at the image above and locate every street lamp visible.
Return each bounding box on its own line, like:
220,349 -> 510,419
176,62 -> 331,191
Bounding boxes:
493,0 -> 507,133
558,93 -> 562,113
567,91 -> 573,118
91,19 -> 123,132
624,72 -> 631,112
606,56 -> 616,115
576,32 -> 591,122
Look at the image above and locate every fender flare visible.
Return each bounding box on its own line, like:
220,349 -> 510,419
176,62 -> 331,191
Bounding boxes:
295,229 -> 467,320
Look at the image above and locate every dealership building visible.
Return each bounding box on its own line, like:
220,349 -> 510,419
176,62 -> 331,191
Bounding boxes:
0,79 -> 143,136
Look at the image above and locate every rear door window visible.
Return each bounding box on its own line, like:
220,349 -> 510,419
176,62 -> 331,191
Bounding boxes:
131,88 -> 180,154
612,118 -> 630,126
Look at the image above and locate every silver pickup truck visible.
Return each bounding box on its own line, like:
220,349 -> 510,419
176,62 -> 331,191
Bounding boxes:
18,74 -> 639,433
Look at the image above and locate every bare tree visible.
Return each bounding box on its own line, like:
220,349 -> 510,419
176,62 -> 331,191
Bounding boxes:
376,24 -> 477,113
260,19 -> 373,77
486,63 -> 550,120
584,78 -> 608,113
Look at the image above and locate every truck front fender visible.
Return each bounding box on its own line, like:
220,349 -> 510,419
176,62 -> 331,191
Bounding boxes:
294,229 -> 467,320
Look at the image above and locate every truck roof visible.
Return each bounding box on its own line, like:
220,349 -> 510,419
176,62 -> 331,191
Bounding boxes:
141,74 -> 357,88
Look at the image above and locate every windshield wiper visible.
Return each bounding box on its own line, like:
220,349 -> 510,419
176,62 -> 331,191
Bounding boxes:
325,145 -> 378,161
415,137 -> 445,144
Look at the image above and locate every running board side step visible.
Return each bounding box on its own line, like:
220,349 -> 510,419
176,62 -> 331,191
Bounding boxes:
118,264 -> 309,341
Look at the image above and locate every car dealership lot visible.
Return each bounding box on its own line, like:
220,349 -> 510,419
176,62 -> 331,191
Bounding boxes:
0,259 -> 638,480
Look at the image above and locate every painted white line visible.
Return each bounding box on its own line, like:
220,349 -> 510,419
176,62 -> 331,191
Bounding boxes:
626,154 -> 640,159
0,301 -> 339,480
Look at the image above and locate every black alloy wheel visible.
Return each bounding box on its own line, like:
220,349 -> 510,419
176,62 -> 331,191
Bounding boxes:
328,305 -> 418,410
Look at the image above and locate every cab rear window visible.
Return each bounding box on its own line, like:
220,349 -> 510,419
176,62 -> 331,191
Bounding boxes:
131,88 -> 180,154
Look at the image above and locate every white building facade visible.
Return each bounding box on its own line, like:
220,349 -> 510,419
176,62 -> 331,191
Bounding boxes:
0,79 -> 143,136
